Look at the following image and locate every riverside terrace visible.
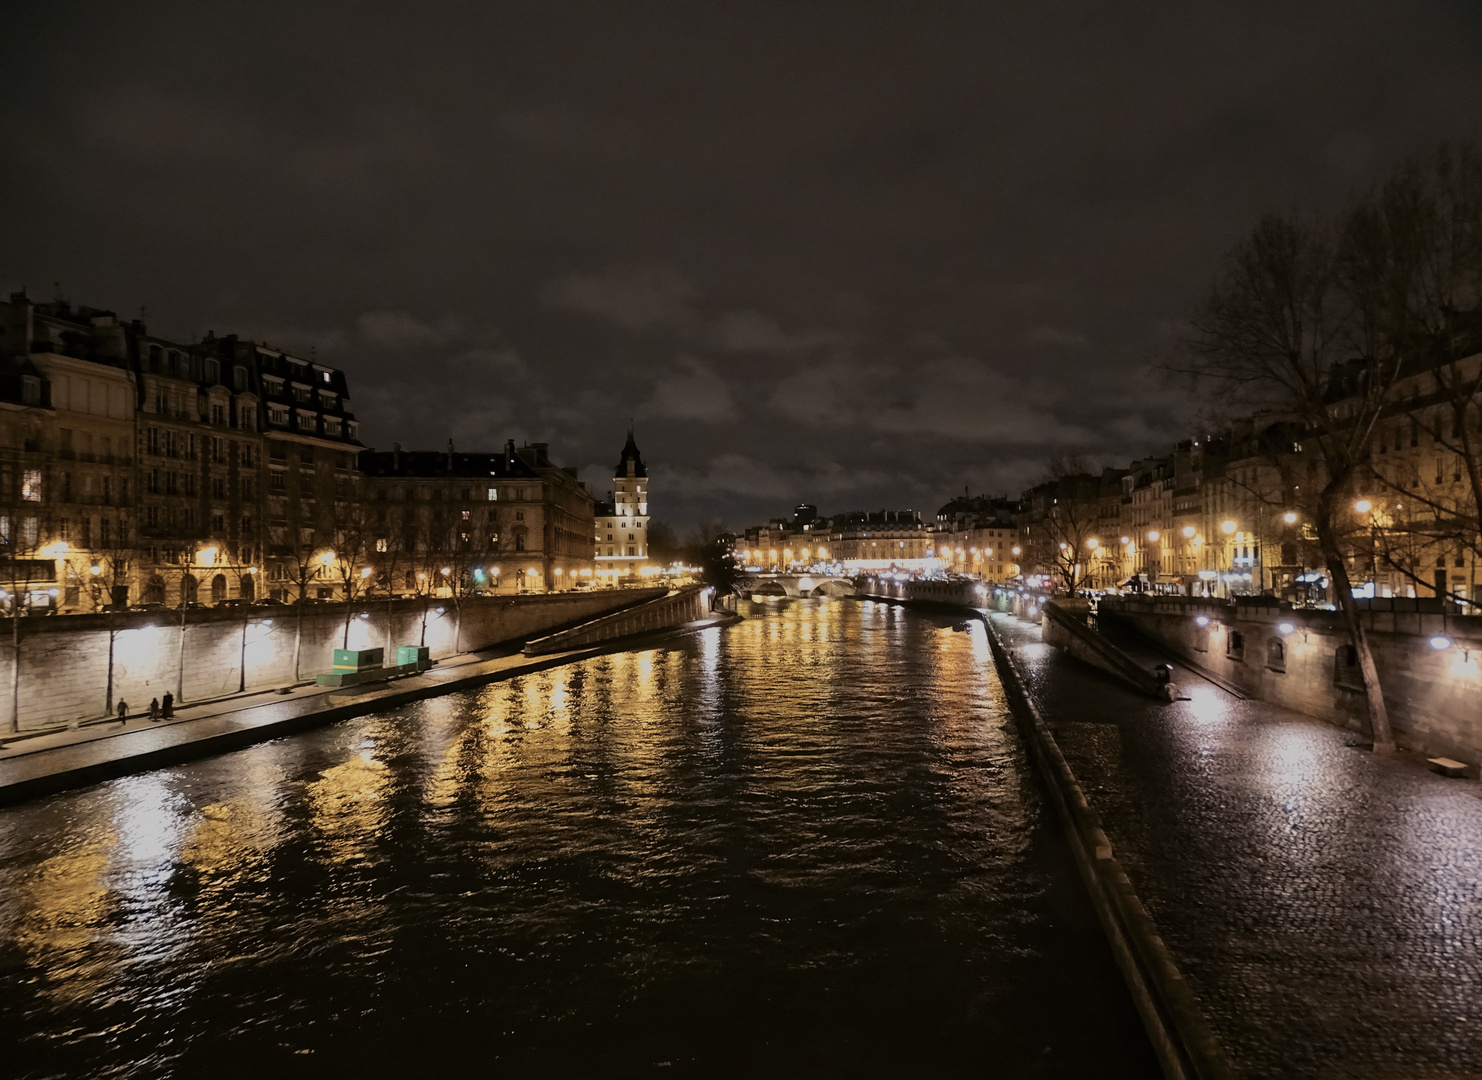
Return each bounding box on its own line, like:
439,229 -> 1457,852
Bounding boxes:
1095,594 -> 1482,770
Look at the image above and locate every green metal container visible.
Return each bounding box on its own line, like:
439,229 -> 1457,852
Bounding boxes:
332,647 -> 385,672
396,645 -> 430,666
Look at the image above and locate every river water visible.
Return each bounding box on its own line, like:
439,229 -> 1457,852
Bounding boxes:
1,599 -> 1154,1077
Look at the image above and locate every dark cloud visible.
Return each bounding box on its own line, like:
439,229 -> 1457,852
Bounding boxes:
4,1 -> 1482,526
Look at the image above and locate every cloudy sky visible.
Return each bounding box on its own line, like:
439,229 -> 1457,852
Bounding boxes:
4,2 -> 1482,527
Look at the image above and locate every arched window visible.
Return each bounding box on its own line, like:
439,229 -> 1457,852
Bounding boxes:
146,574 -> 166,604
1266,637 -> 1286,672
240,573 -> 255,601
181,573 -> 198,605
211,573 -> 227,604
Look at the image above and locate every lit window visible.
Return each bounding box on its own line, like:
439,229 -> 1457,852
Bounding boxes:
488,488 -> 498,501
21,470 -> 42,502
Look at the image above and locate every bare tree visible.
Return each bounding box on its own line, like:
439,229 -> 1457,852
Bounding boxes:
1342,147 -> 1482,604
1188,212 -> 1402,751
0,455 -> 59,732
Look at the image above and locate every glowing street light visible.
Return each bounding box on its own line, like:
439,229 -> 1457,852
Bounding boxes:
319,550 -> 336,567
1147,530 -> 1160,542
1086,537 -> 1099,550
1354,498 -> 1373,514
1182,525 -> 1196,538
1283,511 -> 1298,524
1221,520 -> 1237,534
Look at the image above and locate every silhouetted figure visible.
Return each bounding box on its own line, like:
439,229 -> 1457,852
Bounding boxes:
149,697 -> 161,721
117,700 -> 128,723
161,692 -> 174,719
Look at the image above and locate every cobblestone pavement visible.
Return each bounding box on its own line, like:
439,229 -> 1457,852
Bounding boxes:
992,613 -> 1482,1080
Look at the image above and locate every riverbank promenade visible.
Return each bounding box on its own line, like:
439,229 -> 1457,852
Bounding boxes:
990,612 -> 1482,1079
0,612 -> 738,806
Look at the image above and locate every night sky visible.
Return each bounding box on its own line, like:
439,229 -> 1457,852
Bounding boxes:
4,2 -> 1482,527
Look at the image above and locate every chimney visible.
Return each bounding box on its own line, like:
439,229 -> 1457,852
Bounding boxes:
392,441 -> 401,470
447,438 -> 454,471
505,438 -> 515,470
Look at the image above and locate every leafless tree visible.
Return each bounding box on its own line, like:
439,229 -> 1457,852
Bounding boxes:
1187,212 -> 1402,751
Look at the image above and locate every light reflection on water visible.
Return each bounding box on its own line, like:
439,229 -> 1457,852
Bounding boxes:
0,598 -> 1153,1077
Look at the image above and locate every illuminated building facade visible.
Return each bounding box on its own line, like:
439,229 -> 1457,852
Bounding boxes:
593,430 -> 650,580
361,440 -> 595,593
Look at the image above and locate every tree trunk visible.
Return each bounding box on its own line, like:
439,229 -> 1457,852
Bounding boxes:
385,593 -> 395,658
453,599 -> 462,653
293,600 -> 304,681
342,604 -> 352,650
10,615 -> 19,734
419,598 -> 429,648
1317,482 -> 1395,752
238,613 -> 249,694
177,605 -> 187,704
105,620 -> 116,716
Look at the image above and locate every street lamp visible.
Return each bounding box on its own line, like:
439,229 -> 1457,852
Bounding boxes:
1283,511 -> 1298,525
1354,498 -> 1373,514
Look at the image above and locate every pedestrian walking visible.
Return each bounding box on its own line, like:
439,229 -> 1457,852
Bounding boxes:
161,692 -> 174,719
149,697 -> 160,721
117,700 -> 128,723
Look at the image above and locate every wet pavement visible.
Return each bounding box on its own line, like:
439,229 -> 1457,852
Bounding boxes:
992,612 -> 1482,1080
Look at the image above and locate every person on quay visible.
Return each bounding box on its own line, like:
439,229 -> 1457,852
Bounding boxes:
116,700 -> 128,723
149,697 -> 160,721
161,692 -> 174,719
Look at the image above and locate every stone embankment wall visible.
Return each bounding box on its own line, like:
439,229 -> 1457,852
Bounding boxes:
4,588 -> 665,731
1100,595 -> 1482,764
523,585 -> 715,655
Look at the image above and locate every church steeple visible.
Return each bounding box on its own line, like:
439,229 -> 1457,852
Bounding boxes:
615,427 -> 647,479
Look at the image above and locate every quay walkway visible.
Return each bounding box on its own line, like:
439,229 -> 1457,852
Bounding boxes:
991,612 -> 1482,1079
0,613 -> 738,806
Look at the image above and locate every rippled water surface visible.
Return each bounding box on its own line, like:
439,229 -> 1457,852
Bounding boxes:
1,599 -> 1153,1077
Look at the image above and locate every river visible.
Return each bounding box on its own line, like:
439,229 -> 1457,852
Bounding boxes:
0,598 -> 1155,1077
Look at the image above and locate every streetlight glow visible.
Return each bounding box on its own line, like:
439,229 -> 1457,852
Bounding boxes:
1354,498 -> 1373,514
1283,511 -> 1298,524
1221,520 -> 1237,534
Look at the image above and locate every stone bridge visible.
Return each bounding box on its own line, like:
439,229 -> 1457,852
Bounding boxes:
741,573 -> 858,599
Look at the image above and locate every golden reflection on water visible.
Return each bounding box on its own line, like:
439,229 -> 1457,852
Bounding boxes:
307,749 -> 391,865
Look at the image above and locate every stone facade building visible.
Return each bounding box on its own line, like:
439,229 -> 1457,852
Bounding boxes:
0,292 -> 357,609
360,440 -> 595,594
